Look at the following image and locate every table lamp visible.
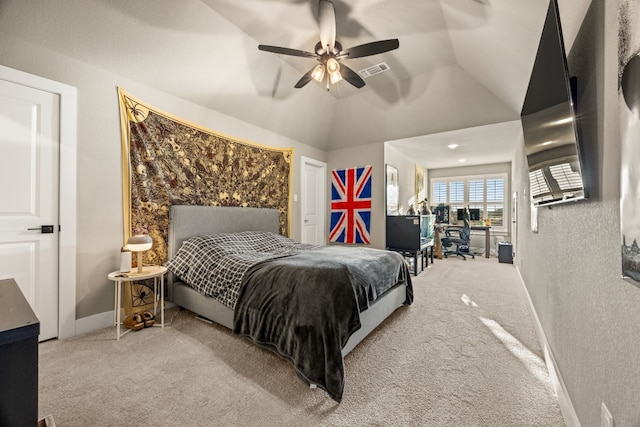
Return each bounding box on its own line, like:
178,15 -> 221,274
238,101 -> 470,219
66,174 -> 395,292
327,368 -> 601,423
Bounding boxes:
127,234 -> 153,275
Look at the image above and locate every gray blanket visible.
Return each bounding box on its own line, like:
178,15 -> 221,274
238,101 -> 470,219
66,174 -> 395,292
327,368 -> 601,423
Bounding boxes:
232,246 -> 413,402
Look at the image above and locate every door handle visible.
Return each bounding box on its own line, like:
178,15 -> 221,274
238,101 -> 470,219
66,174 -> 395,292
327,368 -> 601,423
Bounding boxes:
304,219 -> 309,223
27,225 -> 54,234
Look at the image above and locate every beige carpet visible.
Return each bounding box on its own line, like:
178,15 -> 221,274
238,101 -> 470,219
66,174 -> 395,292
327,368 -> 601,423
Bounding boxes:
39,257 -> 565,426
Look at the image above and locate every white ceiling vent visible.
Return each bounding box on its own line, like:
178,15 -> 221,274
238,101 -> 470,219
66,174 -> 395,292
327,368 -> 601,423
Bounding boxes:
359,62 -> 390,78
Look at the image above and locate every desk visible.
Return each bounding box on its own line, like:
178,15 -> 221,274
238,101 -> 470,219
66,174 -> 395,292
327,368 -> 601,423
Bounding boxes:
470,226 -> 491,258
435,224 -> 491,259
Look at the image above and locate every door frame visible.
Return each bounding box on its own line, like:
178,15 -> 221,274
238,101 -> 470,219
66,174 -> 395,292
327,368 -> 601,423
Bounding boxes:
300,156 -> 327,245
511,191 -> 518,261
0,65 -> 77,339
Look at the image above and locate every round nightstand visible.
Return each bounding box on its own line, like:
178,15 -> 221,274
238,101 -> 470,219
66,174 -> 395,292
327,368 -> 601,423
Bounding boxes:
107,265 -> 167,340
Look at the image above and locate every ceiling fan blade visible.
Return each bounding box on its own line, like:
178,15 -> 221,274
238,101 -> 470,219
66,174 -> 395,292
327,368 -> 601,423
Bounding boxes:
339,64 -> 366,89
258,45 -> 317,58
318,0 -> 336,53
340,39 -> 399,59
294,68 -> 315,88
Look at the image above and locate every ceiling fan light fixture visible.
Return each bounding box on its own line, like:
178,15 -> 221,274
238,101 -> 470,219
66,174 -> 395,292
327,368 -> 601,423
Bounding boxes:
329,70 -> 342,84
257,0 -> 398,90
311,64 -> 325,82
326,57 -> 342,84
326,57 -> 340,74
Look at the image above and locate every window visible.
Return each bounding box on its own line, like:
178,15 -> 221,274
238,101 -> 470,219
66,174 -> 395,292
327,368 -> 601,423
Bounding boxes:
486,178 -> 505,227
449,181 -> 464,203
433,181 -> 447,204
448,181 -> 464,219
430,173 -> 508,230
468,180 -> 484,202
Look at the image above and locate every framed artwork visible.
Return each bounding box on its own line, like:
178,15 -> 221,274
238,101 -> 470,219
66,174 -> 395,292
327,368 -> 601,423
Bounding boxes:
620,0 -> 640,286
385,164 -> 399,215
415,165 -> 426,202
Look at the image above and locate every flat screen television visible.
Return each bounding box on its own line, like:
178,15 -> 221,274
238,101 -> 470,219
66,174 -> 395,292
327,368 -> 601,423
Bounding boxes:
520,0 -> 586,207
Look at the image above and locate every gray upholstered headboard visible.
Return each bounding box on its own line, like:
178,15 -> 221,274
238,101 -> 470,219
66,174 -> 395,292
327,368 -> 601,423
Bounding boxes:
168,205 -> 281,261
166,206 -> 279,287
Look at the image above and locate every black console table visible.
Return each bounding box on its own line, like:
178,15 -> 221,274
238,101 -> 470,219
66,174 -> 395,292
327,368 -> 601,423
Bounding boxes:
0,278 -> 40,427
386,215 -> 435,275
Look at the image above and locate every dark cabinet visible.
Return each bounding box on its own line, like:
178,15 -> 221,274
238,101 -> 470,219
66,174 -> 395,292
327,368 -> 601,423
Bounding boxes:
0,278 -> 39,427
499,242 -> 513,263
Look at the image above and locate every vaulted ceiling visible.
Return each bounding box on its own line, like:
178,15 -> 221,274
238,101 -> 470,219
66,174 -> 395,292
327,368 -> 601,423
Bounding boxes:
0,0 -> 581,167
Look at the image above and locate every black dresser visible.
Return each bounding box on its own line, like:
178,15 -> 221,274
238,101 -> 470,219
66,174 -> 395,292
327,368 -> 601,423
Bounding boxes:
0,278 -> 40,426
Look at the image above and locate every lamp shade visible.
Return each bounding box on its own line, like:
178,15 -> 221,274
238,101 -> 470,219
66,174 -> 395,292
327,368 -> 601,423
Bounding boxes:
127,234 -> 152,252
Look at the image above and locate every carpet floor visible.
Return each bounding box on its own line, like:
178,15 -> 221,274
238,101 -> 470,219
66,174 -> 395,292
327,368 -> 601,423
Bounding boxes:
38,257 -> 565,426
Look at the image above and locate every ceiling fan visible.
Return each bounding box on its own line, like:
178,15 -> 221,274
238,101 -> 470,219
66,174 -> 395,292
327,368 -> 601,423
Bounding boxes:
258,0 -> 399,90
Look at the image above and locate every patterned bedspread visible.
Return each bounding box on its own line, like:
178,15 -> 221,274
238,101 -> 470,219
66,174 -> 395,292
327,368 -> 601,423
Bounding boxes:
165,231 -> 315,308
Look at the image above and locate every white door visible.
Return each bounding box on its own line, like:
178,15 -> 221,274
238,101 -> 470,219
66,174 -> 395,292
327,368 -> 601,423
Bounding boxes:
0,80 -> 60,341
301,157 -> 326,245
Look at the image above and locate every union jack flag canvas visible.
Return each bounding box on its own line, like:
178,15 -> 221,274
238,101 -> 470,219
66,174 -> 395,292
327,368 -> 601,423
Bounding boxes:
330,165 -> 372,244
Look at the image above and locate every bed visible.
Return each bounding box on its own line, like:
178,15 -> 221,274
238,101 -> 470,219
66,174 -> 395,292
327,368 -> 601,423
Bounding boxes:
165,205 -> 413,402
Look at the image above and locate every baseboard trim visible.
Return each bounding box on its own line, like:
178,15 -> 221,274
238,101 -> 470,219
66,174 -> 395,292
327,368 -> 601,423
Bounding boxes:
515,266 -> 581,427
75,310 -> 114,336
74,302 -> 177,337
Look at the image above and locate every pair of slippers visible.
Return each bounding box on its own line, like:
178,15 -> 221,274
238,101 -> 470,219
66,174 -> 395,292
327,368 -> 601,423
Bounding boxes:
123,311 -> 155,331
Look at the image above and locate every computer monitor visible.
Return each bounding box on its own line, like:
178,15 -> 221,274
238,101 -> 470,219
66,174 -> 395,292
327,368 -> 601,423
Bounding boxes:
457,208 -> 481,221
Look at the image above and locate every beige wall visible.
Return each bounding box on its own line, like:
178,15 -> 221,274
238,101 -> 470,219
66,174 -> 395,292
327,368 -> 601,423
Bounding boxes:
384,144 -> 419,215
326,143 -> 385,249
0,35 -> 325,320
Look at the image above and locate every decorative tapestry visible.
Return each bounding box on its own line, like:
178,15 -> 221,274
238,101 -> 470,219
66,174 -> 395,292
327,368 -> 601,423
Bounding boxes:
329,165 -> 372,244
118,88 -> 293,267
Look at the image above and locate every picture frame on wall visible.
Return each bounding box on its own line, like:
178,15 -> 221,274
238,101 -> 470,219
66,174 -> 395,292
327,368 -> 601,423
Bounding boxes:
386,164 -> 399,215
619,0 -> 640,287
415,164 -> 425,202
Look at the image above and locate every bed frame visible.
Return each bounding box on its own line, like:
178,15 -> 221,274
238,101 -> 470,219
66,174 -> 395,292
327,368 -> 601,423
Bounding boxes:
167,205 -> 408,355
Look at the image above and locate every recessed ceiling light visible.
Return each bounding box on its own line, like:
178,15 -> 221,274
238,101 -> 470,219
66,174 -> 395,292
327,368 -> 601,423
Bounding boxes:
459,158 -> 466,163
448,144 -> 459,149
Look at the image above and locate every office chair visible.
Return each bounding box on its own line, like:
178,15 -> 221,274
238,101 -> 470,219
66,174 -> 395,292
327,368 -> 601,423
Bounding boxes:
441,210 -> 475,260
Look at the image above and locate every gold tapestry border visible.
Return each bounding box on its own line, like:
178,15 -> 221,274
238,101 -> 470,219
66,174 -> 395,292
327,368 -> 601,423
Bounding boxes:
117,87 -> 293,247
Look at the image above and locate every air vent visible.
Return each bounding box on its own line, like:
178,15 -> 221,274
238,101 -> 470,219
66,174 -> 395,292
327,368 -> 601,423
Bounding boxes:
359,62 -> 390,78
